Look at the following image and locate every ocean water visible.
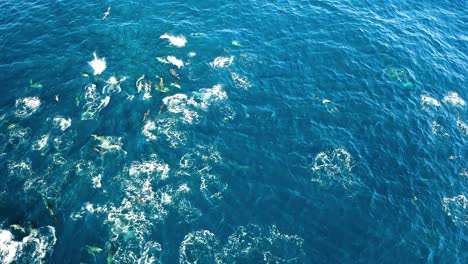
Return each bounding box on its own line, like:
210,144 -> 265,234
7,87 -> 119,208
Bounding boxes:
0,0 -> 467,263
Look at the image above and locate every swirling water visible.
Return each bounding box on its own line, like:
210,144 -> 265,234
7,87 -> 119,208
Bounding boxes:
0,0 -> 467,263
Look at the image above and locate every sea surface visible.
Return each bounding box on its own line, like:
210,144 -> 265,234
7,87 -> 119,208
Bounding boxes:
0,0 -> 467,263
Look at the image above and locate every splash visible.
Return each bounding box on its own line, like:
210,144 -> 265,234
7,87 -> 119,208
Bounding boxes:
88,52 -> 106,75
167,56 -> 184,69
160,33 -> 187,47
420,95 -> 441,107
442,91 -> 465,107
14,97 -> 41,117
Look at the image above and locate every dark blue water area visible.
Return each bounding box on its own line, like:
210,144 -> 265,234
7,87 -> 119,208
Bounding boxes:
0,0 -> 467,263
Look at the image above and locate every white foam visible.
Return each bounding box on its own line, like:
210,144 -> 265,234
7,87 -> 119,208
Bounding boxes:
142,121 -> 157,141
162,94 -> 188,113
210,56 -> 234,68
200,174 -> 227,202
92,174 -> 102,189
7,126 -> 31,146
188,52 -> 196,57
15,97 -> 41,117
443,194 -> 467,226
160,33 -> 187,47
231,72 -> 251,90
457,119 -> 468,136
8,159 -> 32,178
0,226 -> 56,264
431,121 -> 449,137
216,225 -> 305,263
311,148 -> 354,186
129,154 -> 170,180
0,230 -> 17,264
53,117 -> 72,131
32,134 -> 49,151
194,84 -> 227,110
421,95 -> 441,107
179,230 -> 219,264
88,52 -> 106,75
442,91 -> 465,107
167,56 -> 184,69
94,135 -> 126,154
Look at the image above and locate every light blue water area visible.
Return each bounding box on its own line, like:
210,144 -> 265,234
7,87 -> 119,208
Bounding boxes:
0,0 -> 467,263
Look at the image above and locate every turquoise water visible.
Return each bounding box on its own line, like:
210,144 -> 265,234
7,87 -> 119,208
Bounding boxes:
0,0 -> 467,263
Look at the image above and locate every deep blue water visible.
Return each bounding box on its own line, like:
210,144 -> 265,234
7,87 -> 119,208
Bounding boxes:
0,0 -> 467,263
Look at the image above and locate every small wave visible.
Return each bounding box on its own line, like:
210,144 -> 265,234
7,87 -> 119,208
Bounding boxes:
14,97 -> 41,117
160,33 -> 187,47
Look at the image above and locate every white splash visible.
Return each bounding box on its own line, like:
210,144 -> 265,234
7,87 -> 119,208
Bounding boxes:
167,56 -> 184,69
88,52 -> 107,75
210,56 -> 234,68
15,97 -> 41,117
53,117 -> 72,131
442,91 -> 465,107
160,33 -> 187,47
421,95 -> 441,107
188,52 -> 196,57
